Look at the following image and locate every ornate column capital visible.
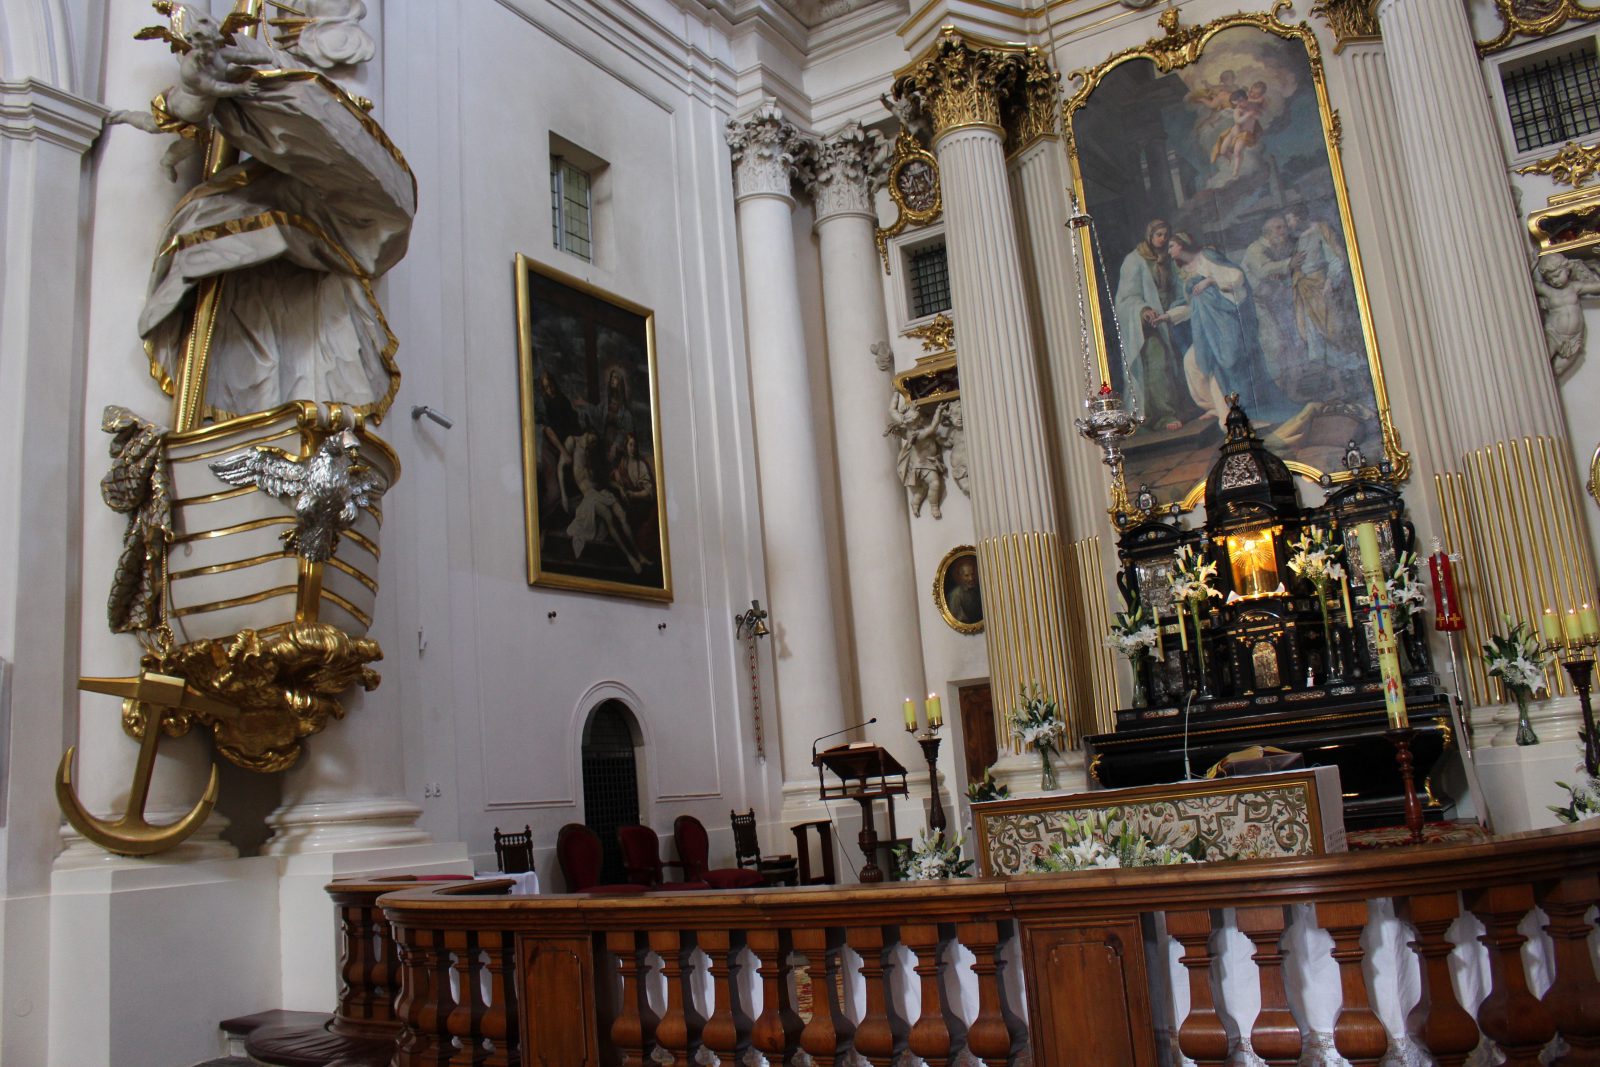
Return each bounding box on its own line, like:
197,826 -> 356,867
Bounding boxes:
1007,47 -> 1061,153
726,102 -> 814,202
892,27 -> 1029,140
805,121 -> 889,221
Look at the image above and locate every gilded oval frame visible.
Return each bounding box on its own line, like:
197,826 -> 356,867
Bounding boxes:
934,544 -> 984,635
1062,3 -> 1409,517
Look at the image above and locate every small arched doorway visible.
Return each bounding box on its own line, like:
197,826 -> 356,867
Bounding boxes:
581,699 -> 642,884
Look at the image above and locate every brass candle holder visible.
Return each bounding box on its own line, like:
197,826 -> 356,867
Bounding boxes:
907,715 -> 947,835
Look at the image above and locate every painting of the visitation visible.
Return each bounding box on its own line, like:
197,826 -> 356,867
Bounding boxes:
1067,15 -> 1397,511
516,254 -> 671,601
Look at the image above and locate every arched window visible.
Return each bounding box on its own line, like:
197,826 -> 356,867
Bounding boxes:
580,699 -> 641,884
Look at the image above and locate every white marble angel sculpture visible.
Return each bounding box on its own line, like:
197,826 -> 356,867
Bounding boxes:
1533,252 -> 1600,380
885,393 -> 946,518
115,0 -> 414,421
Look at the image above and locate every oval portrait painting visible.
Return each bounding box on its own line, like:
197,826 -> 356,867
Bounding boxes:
934,545 -> 983,635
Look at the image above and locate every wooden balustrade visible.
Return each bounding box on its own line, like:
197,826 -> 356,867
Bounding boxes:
377,824 -> 1600,1067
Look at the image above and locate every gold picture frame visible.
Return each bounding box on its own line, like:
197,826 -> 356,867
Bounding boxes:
515,254 -> 672,601
1064,4 -> 1408,515
934,544 -> 984,634
875,130 -> 943,273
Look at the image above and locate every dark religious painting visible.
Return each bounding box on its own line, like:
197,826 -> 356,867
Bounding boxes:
515,254 -> 671,600
935,545 -> 984,634
1066,10 -> 1406,513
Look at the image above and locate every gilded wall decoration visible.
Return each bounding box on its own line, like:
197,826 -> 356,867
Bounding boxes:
516,255 -> 672,601
874,130 -> 943,273
1063,4 -> 1407,515
1477,0 -> 1600,55
1527,188 -> 1600,256
1517,140 -> 1600,188
933,545 -> 984,633
1309,0 -> 1381,49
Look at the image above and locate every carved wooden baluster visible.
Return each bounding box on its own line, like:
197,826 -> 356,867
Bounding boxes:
1235,905 -> 1302,1066
1465,884 -> 1557,1066
371,906 -> 401,1026
1535,873 -> 1600,1066
335,903 -> 374,1025
794,927 -> 852,1066
747,928 -> 802,1067
445,929 -> 485,1066
902,923 -> 952,1067
957,921 -> 1011,1067
1314,900 -> 1388,1067
698,928 -> 743,1066
405,926 -> 458,1067
608,930 -> 659,1067
651,929 -> 694,1067
1395,892 -> 1480,1067
847,925 -> 895,1067
1167,909 -> 1230,1067
395,926 -> 446,1067
479,929 -> 519,1067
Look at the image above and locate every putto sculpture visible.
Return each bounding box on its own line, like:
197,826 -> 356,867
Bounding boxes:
57,0 -> 413,855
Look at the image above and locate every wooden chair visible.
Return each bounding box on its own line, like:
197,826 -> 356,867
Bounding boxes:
554,823 -> 647,895
492,824 -> 535,874
615,824 -> 710,891
730,809 -> 801,887
673,815 -> 765,889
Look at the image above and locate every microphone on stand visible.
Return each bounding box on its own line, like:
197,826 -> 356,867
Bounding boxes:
1181,689 -> 1199,781
812,717 -> 879,764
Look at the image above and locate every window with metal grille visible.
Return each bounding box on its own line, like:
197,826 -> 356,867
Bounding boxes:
1502,43 -> 1600,153
908,241 -> 952,319
551,157 -> 593,261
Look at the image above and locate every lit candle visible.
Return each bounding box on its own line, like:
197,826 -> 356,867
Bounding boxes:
903,697 -> 917,733
1340,574 -> 1353,628
1565,609 -> 1583,643
1582,602 -> 1599,639
926,692 -> 943,728
1542,607 -> 1563,643
1356,523 -> 1382,574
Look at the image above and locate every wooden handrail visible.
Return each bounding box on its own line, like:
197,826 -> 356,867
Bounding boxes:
376,823 -> 1600,1067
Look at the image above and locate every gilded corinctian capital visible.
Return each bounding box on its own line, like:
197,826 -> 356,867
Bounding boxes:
726,102 -> 815,201
805,121 -> 890,220
1309,0 -> 1381,48
1007,47 -> 1061,152
892,27 -> 1028,139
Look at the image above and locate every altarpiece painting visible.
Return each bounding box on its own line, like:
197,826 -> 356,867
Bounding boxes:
1066,7 -> 1407,513
515,254 -> 671,601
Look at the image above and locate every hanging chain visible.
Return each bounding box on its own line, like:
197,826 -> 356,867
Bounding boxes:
746,633 -> 765,759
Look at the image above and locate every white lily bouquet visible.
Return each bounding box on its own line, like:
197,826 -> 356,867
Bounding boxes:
1287,524 -> 1350,664
893,829 -> 974,881
1010,684 -> 1066,790
1106,596 -> 1160,709
1482,614 -> 1553,746
1384,550 -> 1427,628
1551,764 -> 1600,824
1028,812 -> 1194,872
1168,544 -> 1221,686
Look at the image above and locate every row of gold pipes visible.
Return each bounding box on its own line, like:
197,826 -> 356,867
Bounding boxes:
1434,435 -> 1597,706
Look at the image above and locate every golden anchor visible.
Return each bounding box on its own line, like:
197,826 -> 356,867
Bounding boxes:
56,671 -> 230,856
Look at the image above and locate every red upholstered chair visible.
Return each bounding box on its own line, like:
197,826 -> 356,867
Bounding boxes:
556,823 -> 647,895
616,824 -> 711,891
673,815 -> 765,889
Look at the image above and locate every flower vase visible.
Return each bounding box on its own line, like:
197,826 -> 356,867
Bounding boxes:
1189,600 -> 1209,695
1513,687 -> 1540,746
1131,652 -> 1149,709
1318,589 -> 1336,683
1038,746 -> 1059,791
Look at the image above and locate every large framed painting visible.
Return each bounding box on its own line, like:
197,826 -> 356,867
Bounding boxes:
1065,5 -> 1408,514
515,254 -> 671,601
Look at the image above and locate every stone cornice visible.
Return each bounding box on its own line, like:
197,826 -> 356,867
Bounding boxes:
0,80 -> 104,152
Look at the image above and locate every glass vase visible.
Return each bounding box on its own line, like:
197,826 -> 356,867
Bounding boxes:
1514,687 -> 1540,746
1131,652 -> 1149,709
1038,746 -> 1059,791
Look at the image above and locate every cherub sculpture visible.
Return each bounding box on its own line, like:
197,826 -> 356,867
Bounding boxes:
1533,252 -> 1600,380
885,393 -> 947,518
108,2 -> 273,182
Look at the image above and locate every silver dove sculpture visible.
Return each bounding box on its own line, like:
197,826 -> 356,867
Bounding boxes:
208,429 -> 387,562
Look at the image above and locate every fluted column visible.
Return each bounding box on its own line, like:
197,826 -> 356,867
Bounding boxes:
895,32 -> 1077,739
1376,0 -> 1567,447
806,123 -> 930,771
727,105 -> 853,786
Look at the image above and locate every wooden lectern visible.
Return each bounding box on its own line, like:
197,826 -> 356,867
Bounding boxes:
814,743 -> 908,883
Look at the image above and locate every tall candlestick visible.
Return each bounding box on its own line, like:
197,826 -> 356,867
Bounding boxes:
926,692 -> 943,729
1340,574 -> 1354,628
1582,603 -> 1599,639
1565,609 -> 1583,643
903,697 -> 917,733
1543,607 -> 1563,643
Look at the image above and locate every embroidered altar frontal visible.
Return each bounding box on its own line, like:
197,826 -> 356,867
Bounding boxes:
972,767 -> 1346,875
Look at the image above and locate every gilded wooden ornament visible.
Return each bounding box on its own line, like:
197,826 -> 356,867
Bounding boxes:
934,545 -> 984,634
875,131 -> 944,273
1006,47 -> 1062,153
1517,141 -> 1600,189
1589,442 -> 1599,507
1526,186 -> 1600,257
1477,0 -> 1600,55
892,27 -> 1024,137
905,312 -> 955,353
1309,0 -> 1381,48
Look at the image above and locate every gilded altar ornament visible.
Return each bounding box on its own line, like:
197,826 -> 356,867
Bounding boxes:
1006,47 -> 1061,154
1309,0 -> 1381,49
57,0 -> 410,855
874,129 -> 943,273
904,312 -> 955,354
1477,0 -> 1600,55
1526,186 -> 1600,257
1517,141 -> 1600,189
1063,2 -> 1409,517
